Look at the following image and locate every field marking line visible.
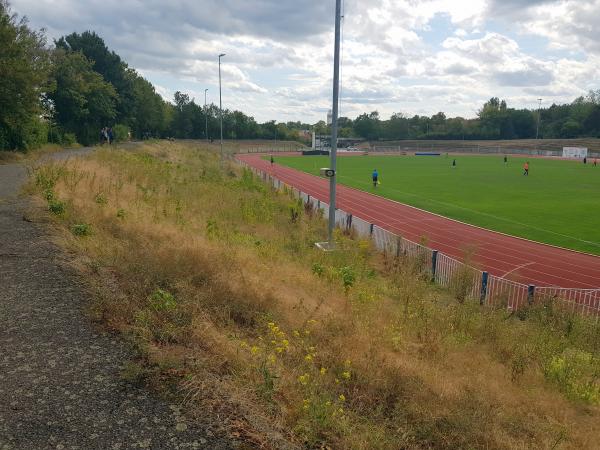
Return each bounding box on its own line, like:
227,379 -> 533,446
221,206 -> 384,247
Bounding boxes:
501,262 -> 536,278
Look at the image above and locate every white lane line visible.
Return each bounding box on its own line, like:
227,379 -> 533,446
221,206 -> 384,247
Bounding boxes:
501,262 -> 536,278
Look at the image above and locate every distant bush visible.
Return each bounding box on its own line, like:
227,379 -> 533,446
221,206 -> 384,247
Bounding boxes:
113,124 -> 130,142
48,126 -> 78,148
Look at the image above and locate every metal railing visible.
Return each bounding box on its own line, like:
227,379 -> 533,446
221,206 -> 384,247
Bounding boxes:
238,160 -> 600,319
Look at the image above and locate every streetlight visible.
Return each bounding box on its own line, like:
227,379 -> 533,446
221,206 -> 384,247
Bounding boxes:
317,0 -> 342,251
204,88 -> 208,143
218,53 -> 226,163
535,98 -> 542,140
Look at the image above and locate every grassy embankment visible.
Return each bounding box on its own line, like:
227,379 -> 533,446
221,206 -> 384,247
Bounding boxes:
275,154 -> 600,255
29,141 -> 600,449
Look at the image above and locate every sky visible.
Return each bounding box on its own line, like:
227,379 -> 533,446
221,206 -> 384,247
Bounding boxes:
9,0 -> 600,123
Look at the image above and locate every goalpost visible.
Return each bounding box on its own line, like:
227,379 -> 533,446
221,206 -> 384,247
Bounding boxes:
562,147 -> 588,158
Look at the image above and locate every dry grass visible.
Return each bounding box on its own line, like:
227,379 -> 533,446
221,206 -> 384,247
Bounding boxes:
1,143 -> 82,165
0,150 -> 24,164
28,141 -> 600,449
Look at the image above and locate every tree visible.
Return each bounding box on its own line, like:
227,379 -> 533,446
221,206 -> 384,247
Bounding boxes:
56,31 -> 134,123
353,111 -> 381,140
49,49 -> 117,144
0,1 -> 52,150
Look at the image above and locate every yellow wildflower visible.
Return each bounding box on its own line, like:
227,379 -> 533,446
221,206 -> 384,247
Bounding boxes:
298,373 -> 310,385
338,394 -> 345,402
293,330 -> 300,337
320,367 -> 327,375
342,371 -> 351,380
304,354 -> 313,362
250,346 -> 260,355
282,339 -> 289,348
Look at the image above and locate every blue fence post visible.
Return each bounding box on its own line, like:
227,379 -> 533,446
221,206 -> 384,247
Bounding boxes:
317,199 -> 321,209
346,214 -> 353,231
369,223 -> 374,236
480,271 -> 488,305
527,284 -> 536,305
431,250 -> 438,282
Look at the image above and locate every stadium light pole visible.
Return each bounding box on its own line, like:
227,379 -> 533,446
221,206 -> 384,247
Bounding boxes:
535,98 -> 542,141
219,53 -> 226,163
326,0 -> 342,249
204,88 -> 208,143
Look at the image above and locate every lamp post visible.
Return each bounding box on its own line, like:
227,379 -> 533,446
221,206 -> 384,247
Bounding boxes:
326,0 -> 342,249
535,98 -> 542,140
204,88 -> 208,143
218,53 -> 225,163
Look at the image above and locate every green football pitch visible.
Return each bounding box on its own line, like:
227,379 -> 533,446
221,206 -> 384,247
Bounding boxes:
273,154 -> 600,255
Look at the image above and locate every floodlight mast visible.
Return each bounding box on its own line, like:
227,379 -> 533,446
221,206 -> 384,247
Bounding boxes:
327,0 -> 342,249
219,53 -> 226,163
204,88 -> 209,142
535,98 -> 542,140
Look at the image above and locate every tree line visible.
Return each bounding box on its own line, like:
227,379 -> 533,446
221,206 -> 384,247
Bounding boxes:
318,94 -> 600,142
0,1 -> 310,151
1,0 -> 598,152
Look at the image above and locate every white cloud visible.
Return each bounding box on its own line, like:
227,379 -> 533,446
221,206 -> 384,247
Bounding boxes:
7,0 -> 599,122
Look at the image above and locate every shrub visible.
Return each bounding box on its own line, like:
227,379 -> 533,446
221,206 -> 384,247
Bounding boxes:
61,132 -> 78,147
149,289 -> 177,312
544,349 -> 600,403
48,199 -> 66,216
94,192 -> 108,205
72,223 -> 91,236
113,124 -> 130,142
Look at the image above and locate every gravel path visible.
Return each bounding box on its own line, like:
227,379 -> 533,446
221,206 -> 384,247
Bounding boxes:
0,153 -> 234,449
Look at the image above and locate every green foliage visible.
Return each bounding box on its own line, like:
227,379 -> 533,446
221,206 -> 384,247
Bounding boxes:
71,223 -> 91,236
148,289 -> 177,312
112,124 -> 129,142
94,192 -> 107,205
544,349 -> 600,403
48,198 -> 66,215
49,49 -> 118,145
61,132 -> 78,146
34,164 -> 63,190
0,1 -> 52,150
312,262 -> 325,277
337,266 -> 356,291
206,218 -> 219,239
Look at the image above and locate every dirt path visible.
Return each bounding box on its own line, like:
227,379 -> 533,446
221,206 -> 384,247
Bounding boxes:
0,152 -> 233,449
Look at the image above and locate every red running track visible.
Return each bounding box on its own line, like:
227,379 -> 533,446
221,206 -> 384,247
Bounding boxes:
238,153 -> 600,289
